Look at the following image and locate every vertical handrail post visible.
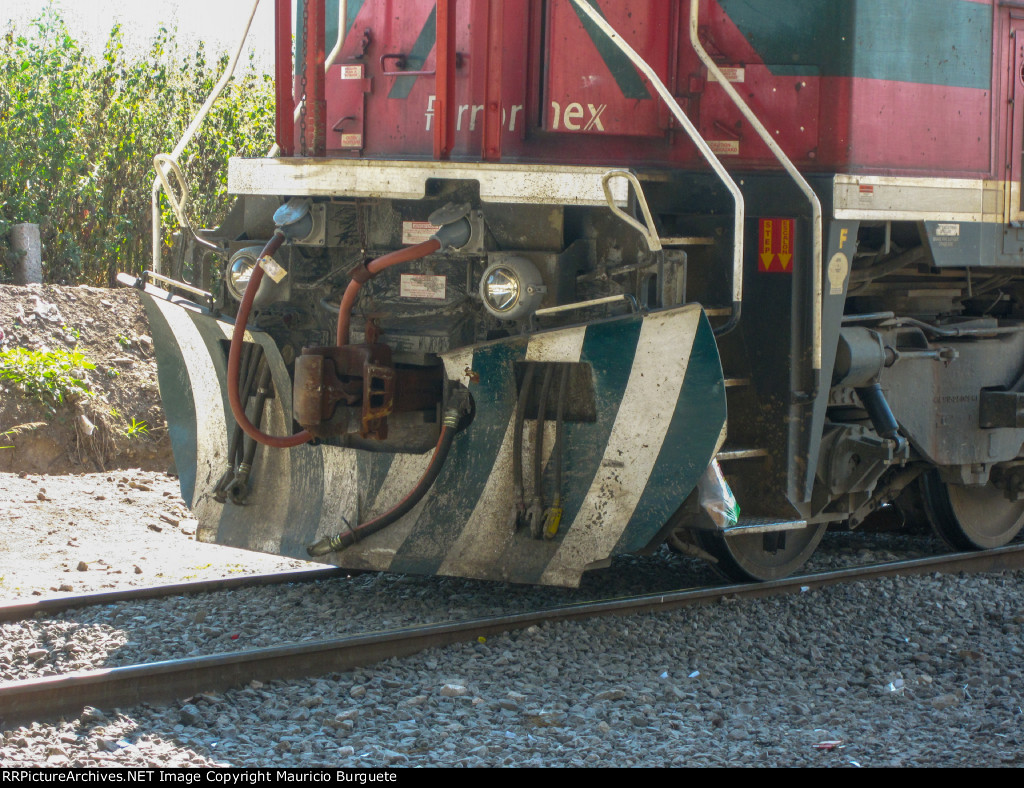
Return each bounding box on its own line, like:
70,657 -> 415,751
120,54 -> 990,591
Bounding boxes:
305,0 -> 328,156
435,0 -> 458,160
482,0 -> 504,161
275,0 -> 295,157
689,0 -> 823,371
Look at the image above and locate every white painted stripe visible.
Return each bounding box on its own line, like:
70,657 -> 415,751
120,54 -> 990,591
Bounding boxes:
438,325 -> 585,577
149,299 -> 228,513
367,452 -> 434,520
229,158 -> 629,207
441,347 -> 475,384
438,417 -> 557,578
525,325 -> 587,362
540,307 -> 702,586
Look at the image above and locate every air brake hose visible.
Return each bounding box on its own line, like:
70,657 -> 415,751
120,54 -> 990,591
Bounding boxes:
227,230 -> 313,448
335,239 -> 442,346
307,413 -> 459,557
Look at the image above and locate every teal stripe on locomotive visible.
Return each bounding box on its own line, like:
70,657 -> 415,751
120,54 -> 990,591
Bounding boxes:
719,0 -> 992,89
453,317 -> 643,586
388,340 -> 525,577
541,318 -> 643,537
615,311 -> 725,554
571,0 -> 653,100
387,6 -> 438,100
345,0 -> 365,38
383,306 -> 723,586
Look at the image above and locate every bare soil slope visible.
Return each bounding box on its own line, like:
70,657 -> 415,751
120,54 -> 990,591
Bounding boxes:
0,284 -> 172,474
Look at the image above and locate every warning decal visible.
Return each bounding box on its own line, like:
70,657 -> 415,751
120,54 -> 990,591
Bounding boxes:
759,218 -> 795,273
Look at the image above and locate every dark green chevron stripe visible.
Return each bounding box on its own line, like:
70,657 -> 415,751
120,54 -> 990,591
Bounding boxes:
387,6 -> 437,100
345,0 -> 364,37
719,0 -> 991,89
515,316 -> 644,584
296,0 -> 344,71
615,312 -> 725,553
571,0 -> 652,100
389,340 -> 524,576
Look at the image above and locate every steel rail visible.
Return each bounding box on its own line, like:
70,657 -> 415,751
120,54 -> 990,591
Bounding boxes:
0,567 -> 351,624
2,544 -> 1022,728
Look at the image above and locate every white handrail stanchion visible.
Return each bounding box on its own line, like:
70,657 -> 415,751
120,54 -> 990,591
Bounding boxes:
687,0 -> 823,370
151,0 -> 263,274
569,0 -> 745,334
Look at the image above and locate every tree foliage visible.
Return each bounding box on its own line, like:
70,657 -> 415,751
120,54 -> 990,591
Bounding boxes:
0,6 -> 275,285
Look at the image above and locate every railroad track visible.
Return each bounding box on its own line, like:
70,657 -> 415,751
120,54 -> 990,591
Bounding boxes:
2,543 -> 1022,729
0,566 -> 352,624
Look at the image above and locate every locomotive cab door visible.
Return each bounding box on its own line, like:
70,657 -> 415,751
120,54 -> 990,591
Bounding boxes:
1004,15 -> 1024,226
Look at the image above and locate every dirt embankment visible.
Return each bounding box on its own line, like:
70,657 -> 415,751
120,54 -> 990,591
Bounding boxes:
0,284 -> 173,474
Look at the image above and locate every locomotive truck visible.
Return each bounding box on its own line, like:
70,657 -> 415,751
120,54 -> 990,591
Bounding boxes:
126,0 -> 1024,585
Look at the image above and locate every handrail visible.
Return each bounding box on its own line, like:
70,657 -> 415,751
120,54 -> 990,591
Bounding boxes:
601,171 -> 663,254
689,0 -> 823,371
151,0 -> 263,274
569,0 -> 744,336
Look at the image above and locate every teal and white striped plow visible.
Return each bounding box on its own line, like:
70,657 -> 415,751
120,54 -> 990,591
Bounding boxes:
142,296 -> 725,587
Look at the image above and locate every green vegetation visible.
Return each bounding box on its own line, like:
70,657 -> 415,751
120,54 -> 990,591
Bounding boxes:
0,347 -> 95,406
0,6 -> 275,285
123,417 -> 149,437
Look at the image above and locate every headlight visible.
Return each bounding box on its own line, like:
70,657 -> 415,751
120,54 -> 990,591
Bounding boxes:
483,267 -> 521,313
479,257 -> 545,321
227,253 -> 257,300
225,246 -> 288,307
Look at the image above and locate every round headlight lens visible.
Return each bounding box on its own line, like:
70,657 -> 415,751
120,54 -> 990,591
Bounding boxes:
483,267 -> 520,313
227,255 -> 256,300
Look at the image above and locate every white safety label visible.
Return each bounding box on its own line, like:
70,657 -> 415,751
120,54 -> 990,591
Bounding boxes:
935,223 -> 960,237
400,274 -> 447,300
709,67 -> 745,83
402,221 -> 441,244
258,256 -> 287,283
707,140 -> 739,156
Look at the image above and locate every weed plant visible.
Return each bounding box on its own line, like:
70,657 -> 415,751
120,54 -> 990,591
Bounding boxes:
0,346 -> 95,407
0,7 -> 275,285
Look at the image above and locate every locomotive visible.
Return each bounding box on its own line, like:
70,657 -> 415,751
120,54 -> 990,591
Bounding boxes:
127,0 -> 1024,586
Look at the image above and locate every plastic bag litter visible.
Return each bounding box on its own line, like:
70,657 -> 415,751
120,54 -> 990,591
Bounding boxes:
698,459 -> 739,529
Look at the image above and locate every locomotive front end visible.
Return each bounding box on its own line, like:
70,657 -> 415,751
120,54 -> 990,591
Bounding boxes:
138,165 -> 726,585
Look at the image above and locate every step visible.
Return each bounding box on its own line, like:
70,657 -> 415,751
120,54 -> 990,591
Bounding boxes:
721,516 -> 809,536
716,447 -> 770,461
660,236 -> 715,247
723,377 -> 751,388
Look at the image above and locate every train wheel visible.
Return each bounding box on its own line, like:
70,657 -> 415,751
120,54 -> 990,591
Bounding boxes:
694,524 -> 827,582
920,470 -> 1024,550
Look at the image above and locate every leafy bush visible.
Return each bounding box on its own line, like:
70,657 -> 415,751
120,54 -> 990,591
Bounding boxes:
0,7 -> 275,285
0,346 -> 95,406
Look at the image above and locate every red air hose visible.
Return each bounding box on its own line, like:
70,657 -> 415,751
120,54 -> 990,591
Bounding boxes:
307,420 -> 457,556
227,231 -> 313,448
336,239 -> 442,346
229,236 -> 442,448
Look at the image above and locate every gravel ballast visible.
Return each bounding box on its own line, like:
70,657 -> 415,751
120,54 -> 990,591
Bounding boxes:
2,569 -> 1022,767
1,470 -> 1021,767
